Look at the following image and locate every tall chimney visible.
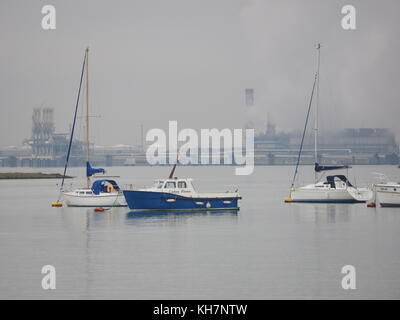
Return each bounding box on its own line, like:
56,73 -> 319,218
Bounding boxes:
245,88 -> 254,107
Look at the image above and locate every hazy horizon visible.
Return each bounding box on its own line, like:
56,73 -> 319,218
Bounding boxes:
1,0 -> 399,148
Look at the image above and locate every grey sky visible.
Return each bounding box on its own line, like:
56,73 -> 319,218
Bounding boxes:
0,0 -> 399,147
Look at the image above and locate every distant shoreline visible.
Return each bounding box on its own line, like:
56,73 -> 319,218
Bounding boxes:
0,172 -> 73,179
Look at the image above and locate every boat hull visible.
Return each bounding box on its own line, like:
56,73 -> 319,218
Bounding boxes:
290,187 -> 365,203
376,189 -> 400,207
123,190 -> 240,211
63,192 -> 127,207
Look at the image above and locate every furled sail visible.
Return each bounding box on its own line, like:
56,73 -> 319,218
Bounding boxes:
86,161 -> 105,177
314,163 -> 350,173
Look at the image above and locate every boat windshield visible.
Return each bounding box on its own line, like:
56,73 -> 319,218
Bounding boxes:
165,181 -> 176,189
154,181 -> 164,189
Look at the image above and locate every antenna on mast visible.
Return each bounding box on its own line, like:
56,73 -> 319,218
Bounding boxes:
168,154 -> 179,179
85,47 -> 90,188
314,43 -> 321,182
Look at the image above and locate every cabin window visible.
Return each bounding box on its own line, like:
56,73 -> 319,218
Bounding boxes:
178,181 -> 187,188
79,192 -> 85,195
165,181 -> 176,189
85,191 -> 93,195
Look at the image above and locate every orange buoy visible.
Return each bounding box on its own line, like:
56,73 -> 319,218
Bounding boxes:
367,202 -> 376,208
94,207 -> 105,212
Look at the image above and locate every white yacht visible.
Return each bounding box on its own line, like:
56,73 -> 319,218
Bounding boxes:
285,44 -> 372,203
63,176 -> 126,207
289,173 -> 372,203
53,48 -> 126,207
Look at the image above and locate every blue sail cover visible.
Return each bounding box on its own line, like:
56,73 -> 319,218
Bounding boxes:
91,179 -> 120,195
315,162 -> 350,173
86,161 -> 105,177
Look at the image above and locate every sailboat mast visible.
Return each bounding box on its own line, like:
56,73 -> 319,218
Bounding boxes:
85,47 -> 90,189
314,43 -> 321,181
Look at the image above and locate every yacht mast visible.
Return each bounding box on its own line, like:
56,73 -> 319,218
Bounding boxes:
85,47 -> 90,188
314,43 -> 321,182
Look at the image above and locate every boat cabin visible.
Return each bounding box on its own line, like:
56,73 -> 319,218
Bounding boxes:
151,178 -> 196,193
72,188 -> 95,196
317,175 -> 353,189
91,179 -> 120,194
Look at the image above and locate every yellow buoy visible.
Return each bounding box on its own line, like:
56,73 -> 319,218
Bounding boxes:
51,202 -> 63,207
284,197 -> 293,203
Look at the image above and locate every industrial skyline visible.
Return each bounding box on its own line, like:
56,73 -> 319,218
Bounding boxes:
0,103 -> 398,167
1,0 -> 400,148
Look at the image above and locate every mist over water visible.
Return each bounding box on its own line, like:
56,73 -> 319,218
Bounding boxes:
1,165 -> 400,299
1,0 -> 400,147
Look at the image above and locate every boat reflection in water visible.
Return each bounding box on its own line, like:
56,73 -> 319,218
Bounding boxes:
126,210 -> 238,219
291,203 -> 352,225
125,209 -> 239,228
126,209 -> 239,221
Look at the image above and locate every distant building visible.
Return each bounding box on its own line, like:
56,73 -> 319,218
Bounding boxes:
245,88 -> 254,107
253,127 -> 399,165
21,108 -> 83,166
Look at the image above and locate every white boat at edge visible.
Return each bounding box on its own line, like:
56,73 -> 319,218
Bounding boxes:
375,182 -> 400,207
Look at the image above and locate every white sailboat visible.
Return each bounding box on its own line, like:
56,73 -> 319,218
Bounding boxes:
285,44 -> 372,203
54,48 -> 126,207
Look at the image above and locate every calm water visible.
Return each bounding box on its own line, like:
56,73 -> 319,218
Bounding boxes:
1,165 -> 400,299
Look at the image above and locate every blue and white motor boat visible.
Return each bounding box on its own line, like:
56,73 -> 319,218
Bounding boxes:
123,178 -> 241,211
123,162 -> 241,211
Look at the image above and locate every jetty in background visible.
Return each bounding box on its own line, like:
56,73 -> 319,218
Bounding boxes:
0,172 -> 72,179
